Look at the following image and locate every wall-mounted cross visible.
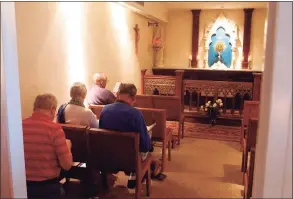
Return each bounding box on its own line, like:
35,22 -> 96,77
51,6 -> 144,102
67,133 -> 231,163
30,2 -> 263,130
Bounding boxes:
134,24 -> 140,55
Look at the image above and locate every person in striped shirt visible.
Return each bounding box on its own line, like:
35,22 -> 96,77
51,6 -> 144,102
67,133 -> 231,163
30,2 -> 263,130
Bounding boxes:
22,93 -> 73,198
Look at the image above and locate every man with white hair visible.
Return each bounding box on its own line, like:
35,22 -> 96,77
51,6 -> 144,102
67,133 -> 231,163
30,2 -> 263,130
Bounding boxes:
22,93 -> 73,198
87,73 -> 116,105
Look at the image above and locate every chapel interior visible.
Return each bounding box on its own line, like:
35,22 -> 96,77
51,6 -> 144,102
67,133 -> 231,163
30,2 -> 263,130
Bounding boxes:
1,1 -> 292,199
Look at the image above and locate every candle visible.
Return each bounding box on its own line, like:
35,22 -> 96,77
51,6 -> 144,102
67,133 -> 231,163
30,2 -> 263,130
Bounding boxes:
189,54 -> 192,61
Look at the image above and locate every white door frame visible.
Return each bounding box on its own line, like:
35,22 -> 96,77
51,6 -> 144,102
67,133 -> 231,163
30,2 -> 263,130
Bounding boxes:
1,2 -> 27,198
252,2 -> 292,198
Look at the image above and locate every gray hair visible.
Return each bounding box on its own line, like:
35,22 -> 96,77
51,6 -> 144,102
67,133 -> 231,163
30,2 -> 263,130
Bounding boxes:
93,73 -> 107,85
33,93 -> 58,111
70,82 -> 87,100
117,83 -> 137,97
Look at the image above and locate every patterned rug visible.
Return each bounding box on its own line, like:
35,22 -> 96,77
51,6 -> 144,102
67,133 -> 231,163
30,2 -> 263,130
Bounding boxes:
167,122 -> 241,142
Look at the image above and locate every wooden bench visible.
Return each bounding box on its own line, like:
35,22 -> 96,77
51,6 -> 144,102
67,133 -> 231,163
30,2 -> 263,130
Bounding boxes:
90,105 -> 173,172
140,69 -> 184,97
241,101 -> 259,148
89,104 -> 104,119
241,118 -> 258,199
87,128 -> 152,199
137,107 -> 172,172
60,124 -> 89,181
135,95 -> 183,145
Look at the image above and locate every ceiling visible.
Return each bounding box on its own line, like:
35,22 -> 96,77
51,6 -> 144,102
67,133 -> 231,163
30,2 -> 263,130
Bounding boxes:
164,2 -> 268,10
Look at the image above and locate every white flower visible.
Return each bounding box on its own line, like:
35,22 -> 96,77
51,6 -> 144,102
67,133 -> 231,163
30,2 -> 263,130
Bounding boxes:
208,101 -> 211,104
220,103 -> 223,107
213,103 -> 217,107
200,105 -> 204,109
206,103 -> 209,107
218,99 -> 222,103
205,108 -> 208,111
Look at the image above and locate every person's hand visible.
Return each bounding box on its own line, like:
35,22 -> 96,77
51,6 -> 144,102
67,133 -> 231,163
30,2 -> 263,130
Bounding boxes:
66,139 -> 72,150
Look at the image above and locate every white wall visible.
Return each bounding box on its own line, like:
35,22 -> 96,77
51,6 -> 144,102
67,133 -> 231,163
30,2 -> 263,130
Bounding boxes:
15,2 -> 154,118
253,2 -> 292,198
164,10 -> 192,68
164,8 -> 267,70
1,2 -> 27,198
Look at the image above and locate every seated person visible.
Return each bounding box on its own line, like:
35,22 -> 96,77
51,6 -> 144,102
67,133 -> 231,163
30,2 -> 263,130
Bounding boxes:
22,93 -> 73,198
64,82 -> 99,128
99,83 -> 165,189
87,73 -> 116,105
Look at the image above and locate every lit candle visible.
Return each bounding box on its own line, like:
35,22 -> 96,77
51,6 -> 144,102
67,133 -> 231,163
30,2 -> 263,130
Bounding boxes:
189,54 -> 192,61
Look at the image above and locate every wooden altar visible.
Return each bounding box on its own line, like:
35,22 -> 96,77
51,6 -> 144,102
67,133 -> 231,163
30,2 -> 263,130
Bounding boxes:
141,68 -> 262,124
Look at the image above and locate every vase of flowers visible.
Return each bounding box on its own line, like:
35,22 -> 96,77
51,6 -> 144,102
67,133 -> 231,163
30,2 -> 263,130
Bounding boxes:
201,99 -> 223,127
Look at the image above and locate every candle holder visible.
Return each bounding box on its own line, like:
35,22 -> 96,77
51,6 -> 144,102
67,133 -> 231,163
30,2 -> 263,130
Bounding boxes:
188,54 -> 192,68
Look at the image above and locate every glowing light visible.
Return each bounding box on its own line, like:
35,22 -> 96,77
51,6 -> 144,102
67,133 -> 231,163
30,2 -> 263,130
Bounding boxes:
109,2 -> 139,83
59,2 -> 85,84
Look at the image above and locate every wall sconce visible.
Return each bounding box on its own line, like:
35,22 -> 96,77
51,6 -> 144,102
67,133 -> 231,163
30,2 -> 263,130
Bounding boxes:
188,54 -> 192,67
248,52 -> 252,69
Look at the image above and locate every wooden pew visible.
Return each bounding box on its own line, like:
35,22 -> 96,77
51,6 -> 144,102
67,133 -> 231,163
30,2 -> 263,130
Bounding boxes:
90,105 -> 173,171
60,124 -> 89,181
135,95 -> 183,145
89,104 -> 104,119
137,107 -> 172,172
152,95 -> 183,145
241,101 -> 259,148
87,128 -> 152,199
244,147 -> 256,199
141,69 -> 184,97
241,118 -> 258,199
241,118 -> 258,173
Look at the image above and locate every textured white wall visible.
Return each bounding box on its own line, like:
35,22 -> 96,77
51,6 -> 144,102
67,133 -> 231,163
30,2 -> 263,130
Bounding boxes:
15,2 -> 154,118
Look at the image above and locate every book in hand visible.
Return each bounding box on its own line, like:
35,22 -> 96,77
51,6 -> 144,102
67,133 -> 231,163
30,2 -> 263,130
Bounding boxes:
147,123 -> 156,132
113,82 -> 121,93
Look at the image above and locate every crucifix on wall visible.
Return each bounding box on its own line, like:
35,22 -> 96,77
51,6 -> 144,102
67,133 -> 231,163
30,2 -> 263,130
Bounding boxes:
133,24 -> 140,55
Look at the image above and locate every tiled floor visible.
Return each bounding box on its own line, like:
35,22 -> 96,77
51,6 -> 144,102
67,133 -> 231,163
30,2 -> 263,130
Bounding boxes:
65,137 -> 244,198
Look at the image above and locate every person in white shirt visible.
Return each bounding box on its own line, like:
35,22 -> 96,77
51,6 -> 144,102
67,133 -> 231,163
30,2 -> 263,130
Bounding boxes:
64,82 -> 99,128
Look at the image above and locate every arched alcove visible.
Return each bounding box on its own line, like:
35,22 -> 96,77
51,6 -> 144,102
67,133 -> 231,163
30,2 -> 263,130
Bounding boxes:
208,27 -> 232,68
198,12 -> 242,69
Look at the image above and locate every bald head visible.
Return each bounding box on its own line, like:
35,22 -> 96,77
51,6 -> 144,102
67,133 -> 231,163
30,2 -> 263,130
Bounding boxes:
93,73 -> 107,88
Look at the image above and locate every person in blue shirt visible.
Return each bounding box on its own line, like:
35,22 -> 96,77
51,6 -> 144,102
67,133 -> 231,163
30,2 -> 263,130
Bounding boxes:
99,83 -> 166,189
99,83 -> 152,153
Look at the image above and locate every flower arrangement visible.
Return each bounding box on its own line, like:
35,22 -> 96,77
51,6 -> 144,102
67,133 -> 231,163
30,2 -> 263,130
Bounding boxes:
201,99 -> 223,126
152,38 -> 163,50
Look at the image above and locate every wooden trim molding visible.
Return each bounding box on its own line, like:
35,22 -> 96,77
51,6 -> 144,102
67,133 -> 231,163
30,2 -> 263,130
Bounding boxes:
191,9 -> 201,68
242,8 -> 254,69
252,73 -> 262,101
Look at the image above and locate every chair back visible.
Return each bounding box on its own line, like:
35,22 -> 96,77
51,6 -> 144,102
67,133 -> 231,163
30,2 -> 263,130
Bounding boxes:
87,128 -> 140,173
152,95 -> 181,121
135,95 -> 153,108
243,101 -> 259,126
89,105 -> 104,119
60,124 -> 88,163
137,107 -> 166,140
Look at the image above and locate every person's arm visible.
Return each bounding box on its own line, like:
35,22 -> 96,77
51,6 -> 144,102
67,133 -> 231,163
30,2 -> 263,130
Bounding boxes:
135,111 -> 152,153
53,127 -> 73,171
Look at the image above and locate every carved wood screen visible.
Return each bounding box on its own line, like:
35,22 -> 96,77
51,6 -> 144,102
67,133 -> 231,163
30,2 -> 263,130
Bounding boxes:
183,80 -> 253,118
144,75 -> 176,96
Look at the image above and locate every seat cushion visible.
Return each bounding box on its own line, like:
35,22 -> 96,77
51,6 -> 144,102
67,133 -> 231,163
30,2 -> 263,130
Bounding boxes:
166,121 -> 179,136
